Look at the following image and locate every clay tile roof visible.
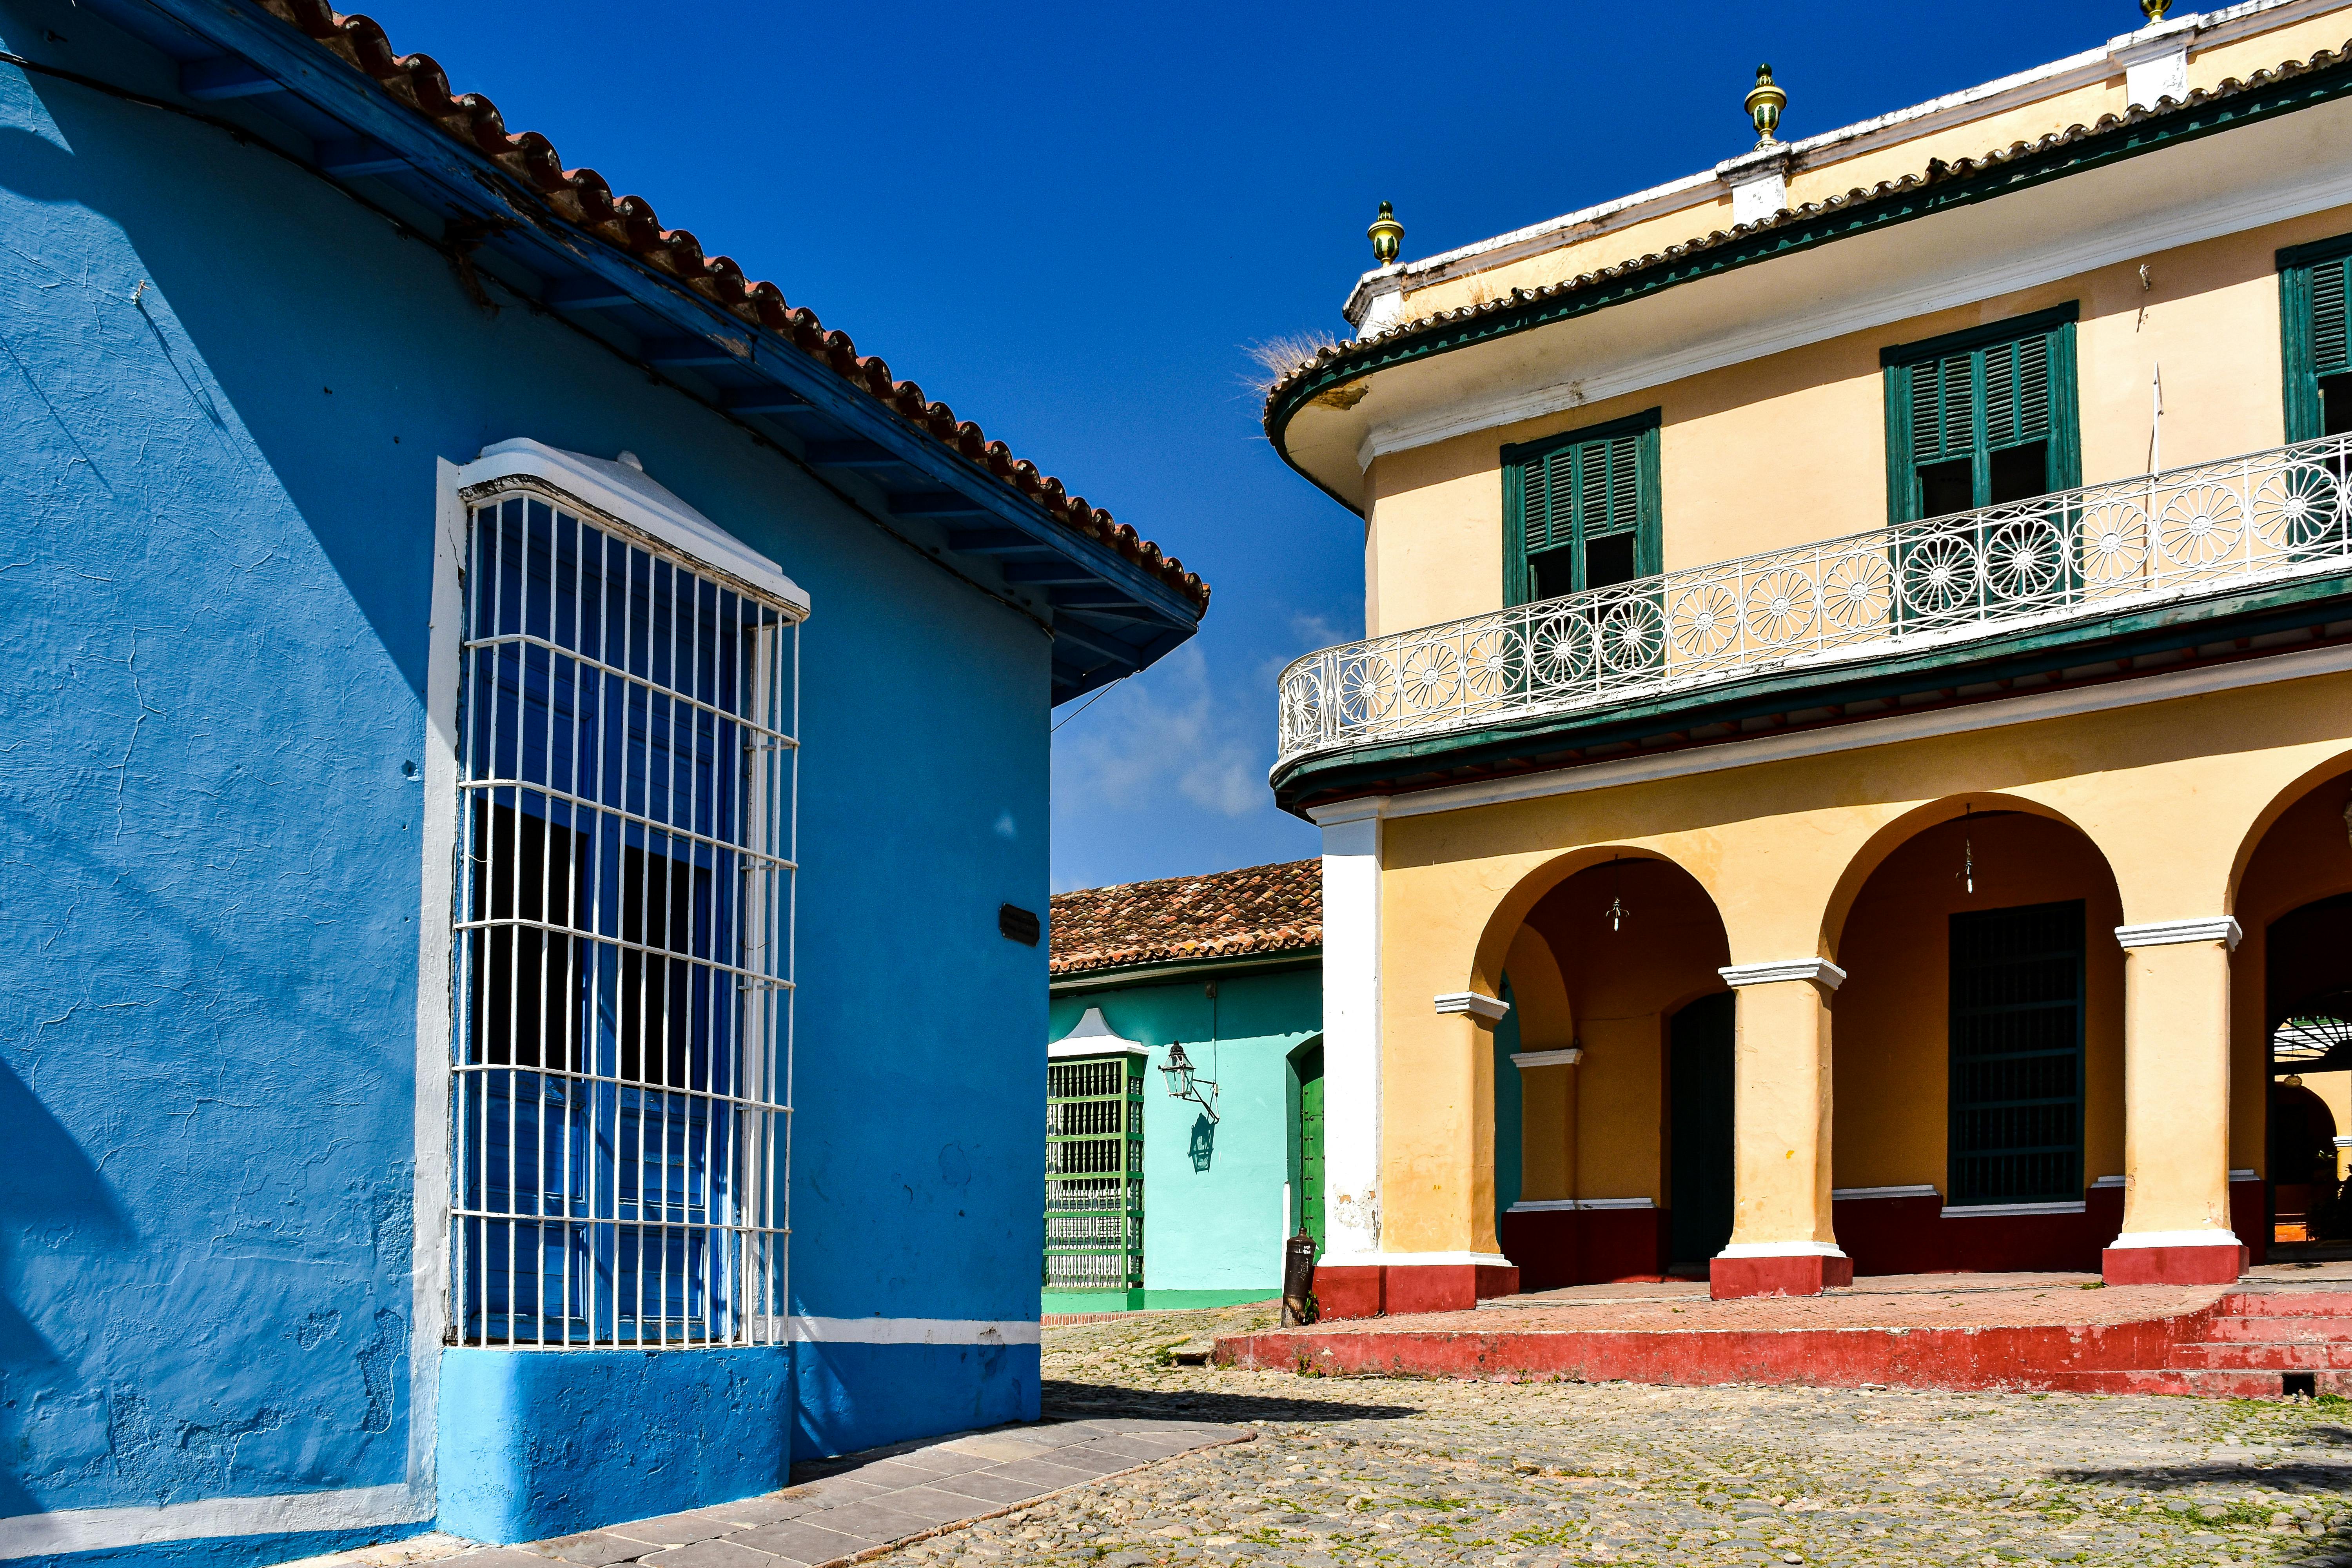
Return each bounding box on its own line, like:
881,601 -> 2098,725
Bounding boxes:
1050,860 -> 1321,978
1263,34 -> 2352,423
251,0 -> 1207,613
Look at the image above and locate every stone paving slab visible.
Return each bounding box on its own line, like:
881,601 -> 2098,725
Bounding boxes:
387,1417 -> 1246,1568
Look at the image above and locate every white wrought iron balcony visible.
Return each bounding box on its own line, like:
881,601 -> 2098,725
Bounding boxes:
1276,435 -> 2352,768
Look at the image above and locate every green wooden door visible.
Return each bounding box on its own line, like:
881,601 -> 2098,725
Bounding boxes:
1296,1044 -> 1325,1254
1670,993 -> 1736,1267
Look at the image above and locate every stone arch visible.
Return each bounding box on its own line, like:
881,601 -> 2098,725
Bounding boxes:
1820,790 -> 2112,963
2225,748 -> 2352,915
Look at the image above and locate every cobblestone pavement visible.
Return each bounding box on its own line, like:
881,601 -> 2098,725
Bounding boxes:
855,1302 -> 2352,1568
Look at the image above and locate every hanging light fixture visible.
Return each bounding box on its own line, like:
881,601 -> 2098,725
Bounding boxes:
1604,854 -> 1631,934
1956,804 -> 1976,896
1160,1043 -> 1220,1122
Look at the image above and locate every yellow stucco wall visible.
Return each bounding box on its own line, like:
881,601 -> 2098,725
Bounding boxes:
1373,668 -> 2352,1254
1361,203 -> 2352,638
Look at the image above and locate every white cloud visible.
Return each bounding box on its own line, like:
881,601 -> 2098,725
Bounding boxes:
1053,641 -> 1263,821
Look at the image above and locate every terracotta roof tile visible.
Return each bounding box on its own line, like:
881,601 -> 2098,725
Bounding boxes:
1050,860 -> 1320,978
1263,36 -> 2352,416
248,0 -> 1208,612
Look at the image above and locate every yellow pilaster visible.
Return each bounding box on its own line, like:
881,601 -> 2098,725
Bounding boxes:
1383,998 -> 1503,1256
2117,923 -> 2239,1238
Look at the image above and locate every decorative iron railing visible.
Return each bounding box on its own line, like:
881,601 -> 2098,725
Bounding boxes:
1276,435 -> 2352,767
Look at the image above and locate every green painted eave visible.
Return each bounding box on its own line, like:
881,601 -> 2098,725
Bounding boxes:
1272,570 -> 2352,815
1265,51 -> 2352,504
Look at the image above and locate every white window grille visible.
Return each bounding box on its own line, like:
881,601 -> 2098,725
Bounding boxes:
450,481 -> 797,1348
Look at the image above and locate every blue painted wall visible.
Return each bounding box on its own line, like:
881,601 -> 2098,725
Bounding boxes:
0,2 -> 1046,1557
1045,964 -> 1321,1304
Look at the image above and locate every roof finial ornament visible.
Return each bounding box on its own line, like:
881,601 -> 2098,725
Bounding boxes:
1368,201 -> 1404,267
2141,0 -> 2171,20
1745,63 -> 1787,147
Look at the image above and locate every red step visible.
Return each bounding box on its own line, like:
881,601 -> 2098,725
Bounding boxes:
2045,1368 -> 2293,1397
2218,1291 -> 2352,1317
2202,1314 -> 2352,1341
2168,1340 -> 2352,1369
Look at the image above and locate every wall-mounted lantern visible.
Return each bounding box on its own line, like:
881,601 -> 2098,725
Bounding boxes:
1161,1042 -> 1220,1122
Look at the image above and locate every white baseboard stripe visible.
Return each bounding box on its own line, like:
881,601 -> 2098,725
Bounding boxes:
1315,1251 -> 1516,1268
789,1316 -> 1043,1347
1716,1241 -> 1849,1260
2105,1229 -> 2245,1249
1831,1184 -> 1940,1201
0,1485 -> 426,1559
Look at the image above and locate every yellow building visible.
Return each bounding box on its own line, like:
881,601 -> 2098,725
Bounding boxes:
1265,1 -> 2352,1310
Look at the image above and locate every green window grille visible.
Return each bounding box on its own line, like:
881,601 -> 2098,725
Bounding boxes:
1045,1054 -> 1143,1292
1502,409 -> 1661,606
1948,899 -> 2085,1207
2278,232 -> 2352,441
1882,305 -> 2081,524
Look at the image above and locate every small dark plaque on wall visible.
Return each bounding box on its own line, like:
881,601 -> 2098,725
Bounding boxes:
998,903 -> 1041,946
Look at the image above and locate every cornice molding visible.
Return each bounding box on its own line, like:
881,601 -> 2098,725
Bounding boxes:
1510,1047 -> 1584,1069
1719,958 -> 1848,991
2114,916 -> 2245,949
1434,991 -> 1512,1021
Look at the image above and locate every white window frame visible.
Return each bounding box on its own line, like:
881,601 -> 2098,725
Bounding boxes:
414,440 -> 806,1376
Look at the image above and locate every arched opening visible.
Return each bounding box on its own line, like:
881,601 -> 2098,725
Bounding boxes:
1827,801 -> 2126,1274
1484,853 -> 1732,1288
2232,761 -> 2352,1257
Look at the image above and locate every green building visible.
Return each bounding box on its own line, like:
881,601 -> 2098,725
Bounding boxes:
1044,861 -> 1324,1313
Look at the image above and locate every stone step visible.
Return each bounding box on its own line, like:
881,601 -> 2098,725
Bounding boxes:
2047,1366 -> 2352,1397
2221,1291 -> 2352,1318
2202,1314 -> 2352,1342
2168,1340 -> 2352,1369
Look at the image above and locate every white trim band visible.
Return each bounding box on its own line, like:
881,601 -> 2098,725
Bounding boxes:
1944,1200 -> 2087,1217
1506,1197 -> 1659,1212
2103,1229 -> 2245,1250
2095,1172 -> 2259,1185
788,1316 -> 1044,1346
1511,1047 -> 1584,1069
1715,1241 -> 1849,1260
0,1486 -> 429,1557
1434,991 -> 1511,1021
2114,916 -> 2244,951
1719,958 -> 1847,991
1831,1184 -> 1940,1201
1315,1250 -> 1517,1268
1049,1006 -> 1151,1059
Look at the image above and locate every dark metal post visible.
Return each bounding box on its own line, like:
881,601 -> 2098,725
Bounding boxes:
1281,1229 -> 1318,1326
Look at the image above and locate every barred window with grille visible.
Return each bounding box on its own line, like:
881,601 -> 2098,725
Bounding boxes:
450,483 -> 799,1348
1501,409 -> 1660,606
1044,1054 -> 1143,1292
1882,305 -> 2080,524
1947,899 -> 2085,1208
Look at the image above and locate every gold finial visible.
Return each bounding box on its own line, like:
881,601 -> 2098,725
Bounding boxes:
1744,63 -> 1787,147
2141,0 -> 2171,19
1368,201 -> 1403,266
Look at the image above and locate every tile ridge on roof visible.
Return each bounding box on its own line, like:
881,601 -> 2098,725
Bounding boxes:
1264,33 -> 2352,412
1051,857 -> 1320,905
245,0 -> 1207,613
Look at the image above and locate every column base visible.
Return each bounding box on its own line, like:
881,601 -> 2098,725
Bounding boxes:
1710,1248 -> 1853,1300
1312,1256 -> 1521,1319
2101,1232 -> 2247,1286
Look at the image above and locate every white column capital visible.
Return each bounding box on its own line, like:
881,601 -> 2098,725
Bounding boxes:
1718,957 -> 1847,992
2114,916 -> 2242,951
1433,991 -> 1510,1021
1305,795 -> 1392,828
1510,1047 -> 1584,1070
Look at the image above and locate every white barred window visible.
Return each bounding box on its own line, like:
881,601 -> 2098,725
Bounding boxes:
450,479 -> 797,1347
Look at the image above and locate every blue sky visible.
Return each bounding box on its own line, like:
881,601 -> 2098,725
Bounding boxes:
376,0 -> 2138,891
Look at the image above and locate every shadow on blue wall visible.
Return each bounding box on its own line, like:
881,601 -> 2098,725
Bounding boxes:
0,1058 -> 134,1519
1187,1115 -> 1216,1173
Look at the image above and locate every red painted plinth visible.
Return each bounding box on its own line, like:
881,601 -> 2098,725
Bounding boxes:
1312,1263 -> 1522,1320
1710,1252 -> 1855,1300
2102,1242 -> 2246,1287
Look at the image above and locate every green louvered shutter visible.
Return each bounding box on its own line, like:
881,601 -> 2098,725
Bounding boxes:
1884,306 -> 2078,525
2280,238 -> 2352,441
1044,1054 -> 1143,1294
1503,411 -> 1660,605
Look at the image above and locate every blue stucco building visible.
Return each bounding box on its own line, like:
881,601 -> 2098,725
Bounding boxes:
0,2 -> 1206,1561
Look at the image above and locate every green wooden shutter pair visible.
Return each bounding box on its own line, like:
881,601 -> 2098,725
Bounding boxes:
1502,409 -> 1661,606
1044,1054 -> 1144,1293
1882,304 -> 2081,524
2279,233 -> 2352,441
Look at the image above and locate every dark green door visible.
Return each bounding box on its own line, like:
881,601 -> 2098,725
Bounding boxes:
1296,1044 -> 1325,1254
1670,993 -> 1736,1266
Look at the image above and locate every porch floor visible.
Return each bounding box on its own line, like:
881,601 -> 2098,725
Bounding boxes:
1213,1263 -> 2352,1397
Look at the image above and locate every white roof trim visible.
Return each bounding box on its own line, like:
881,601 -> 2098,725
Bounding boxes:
1049,1005 -> 1150,1058
457,437 -> 809,615
1343,0 -> 2350,325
